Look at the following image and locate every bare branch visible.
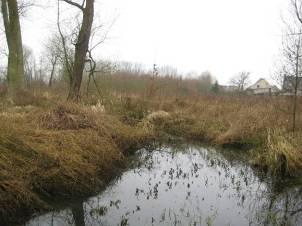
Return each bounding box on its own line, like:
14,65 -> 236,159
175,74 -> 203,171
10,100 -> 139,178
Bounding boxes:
229,71 -> 250,91
89,18 -> 117,52
61,0 -> 84,11
293,0 -> 302,24
86,49 -> 102,97
18,0 -> 35,16
81,0 -> 86,8
57,0 -> 73,81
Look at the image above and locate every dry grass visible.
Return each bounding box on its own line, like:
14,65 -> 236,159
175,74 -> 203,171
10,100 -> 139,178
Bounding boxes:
1,93 -> 302,224
253,129 -> 302,174
0,102 -> 152,225
143,96 -> 302,174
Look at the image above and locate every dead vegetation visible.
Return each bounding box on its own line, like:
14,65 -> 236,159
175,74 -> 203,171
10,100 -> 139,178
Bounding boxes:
140,96 -> 302,174
0,102 -> 152,225
1,94 -> 302,225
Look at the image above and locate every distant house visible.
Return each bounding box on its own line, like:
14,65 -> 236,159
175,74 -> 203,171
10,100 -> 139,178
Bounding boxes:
246,78 -> 279,95
282,76 -> 302,95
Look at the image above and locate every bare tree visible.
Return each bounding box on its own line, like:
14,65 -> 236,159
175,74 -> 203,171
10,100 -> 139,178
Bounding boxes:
57,1 -> 73,87
1,0 -> 25,94
85,19 -> 115,98
23,45 -> 35,87
282,31 -> 302,132
292,0 -> 302,27
44,34 -> 63,87
18,0 -> 35,16
230,71 -> 250,91
48,57 -> 58,87
58,0 -> 95,101
276,0 -> 302,132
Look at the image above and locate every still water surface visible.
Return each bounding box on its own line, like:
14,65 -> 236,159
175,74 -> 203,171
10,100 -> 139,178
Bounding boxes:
25,144 -> 302,226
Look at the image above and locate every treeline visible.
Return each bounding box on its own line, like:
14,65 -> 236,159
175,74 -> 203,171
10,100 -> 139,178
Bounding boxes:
0,50 -> 220,98
0,0 -> 222,101
93,64 -> 219,98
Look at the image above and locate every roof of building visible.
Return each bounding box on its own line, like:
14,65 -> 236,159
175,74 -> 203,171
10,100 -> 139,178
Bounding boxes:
247,78 -> 278,90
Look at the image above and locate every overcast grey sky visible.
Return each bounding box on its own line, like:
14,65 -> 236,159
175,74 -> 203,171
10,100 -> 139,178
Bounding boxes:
19,0 -> 287,85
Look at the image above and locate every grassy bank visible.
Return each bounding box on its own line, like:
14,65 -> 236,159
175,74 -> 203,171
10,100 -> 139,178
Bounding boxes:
0,102 -> 153,225
1,93 -> 302,225
110,94 -> 302,174
146,96 -> 302,174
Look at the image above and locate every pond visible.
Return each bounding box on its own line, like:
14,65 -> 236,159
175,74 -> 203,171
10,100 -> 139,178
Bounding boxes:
24,144 -> 302,226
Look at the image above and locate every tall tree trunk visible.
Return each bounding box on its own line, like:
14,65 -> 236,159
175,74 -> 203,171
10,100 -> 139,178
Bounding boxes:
67,0 -> 94,101
1,0 -> 24,94
292,38 -> 301,132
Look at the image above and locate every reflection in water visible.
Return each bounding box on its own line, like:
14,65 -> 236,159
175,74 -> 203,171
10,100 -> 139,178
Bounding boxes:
71,203 -> 85,226
25,145 -> 302,226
